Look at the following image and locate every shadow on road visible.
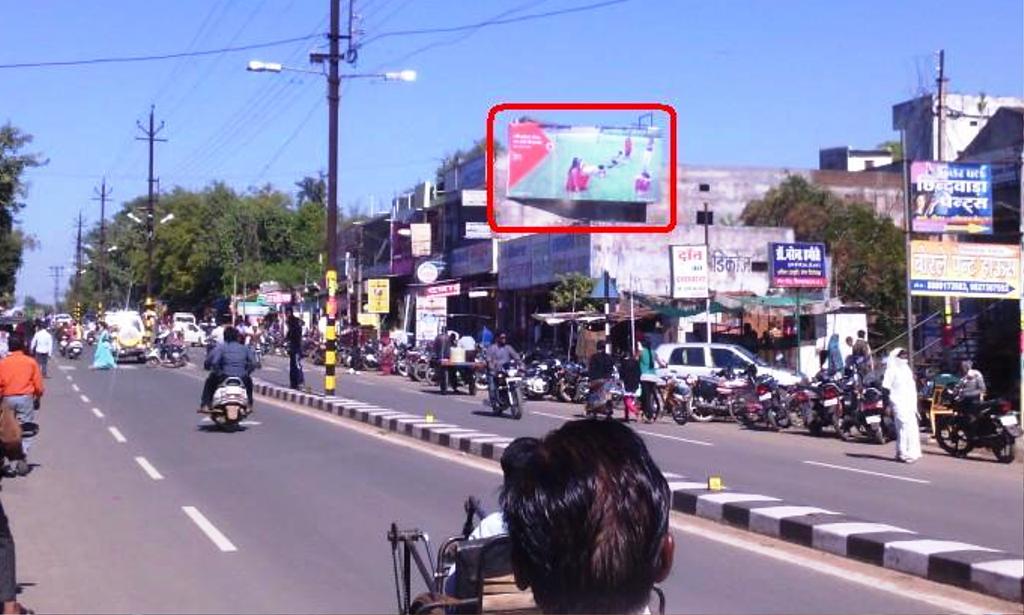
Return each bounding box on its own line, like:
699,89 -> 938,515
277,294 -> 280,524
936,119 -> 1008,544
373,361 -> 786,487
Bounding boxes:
845,452 -> 900,463
196,424 -> 249,434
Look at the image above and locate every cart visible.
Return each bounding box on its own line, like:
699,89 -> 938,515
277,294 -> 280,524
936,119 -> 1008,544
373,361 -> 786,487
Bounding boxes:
437,359 -> 481,395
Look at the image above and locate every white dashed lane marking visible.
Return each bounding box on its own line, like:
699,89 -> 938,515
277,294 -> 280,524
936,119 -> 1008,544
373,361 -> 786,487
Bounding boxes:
134,456 -> 164,480
803,461 -> 931,485
91,407 -> 104,418
71,384 -> 80,392
80,394 -> 90,404
182,506 -> 237,552
108,426 -> 127,443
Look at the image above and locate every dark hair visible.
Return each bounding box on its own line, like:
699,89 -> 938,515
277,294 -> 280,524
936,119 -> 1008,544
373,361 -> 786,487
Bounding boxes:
224,326 -> 238,343
8,334 -> 25,353
857,330 -> 866,339
499,420 -> 671,613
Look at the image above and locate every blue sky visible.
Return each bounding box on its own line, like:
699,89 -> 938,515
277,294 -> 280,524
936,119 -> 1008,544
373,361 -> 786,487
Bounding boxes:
2,0 -> 1021,304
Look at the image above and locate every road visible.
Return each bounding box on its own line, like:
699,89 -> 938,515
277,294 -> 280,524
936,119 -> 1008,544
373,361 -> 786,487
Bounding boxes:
258,354 -> 1024,556
0,355 -> 996,613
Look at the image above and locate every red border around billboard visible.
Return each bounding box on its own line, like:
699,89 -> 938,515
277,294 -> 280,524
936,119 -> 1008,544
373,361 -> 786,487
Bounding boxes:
486,102 -> 678,235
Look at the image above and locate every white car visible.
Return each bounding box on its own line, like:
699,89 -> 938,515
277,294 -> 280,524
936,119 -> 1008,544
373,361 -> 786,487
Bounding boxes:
178,322 -> 205,346
655,342 -> 805,386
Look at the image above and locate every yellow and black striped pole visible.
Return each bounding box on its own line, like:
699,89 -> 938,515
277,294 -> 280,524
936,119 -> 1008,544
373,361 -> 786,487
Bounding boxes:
325,270 -> 338,396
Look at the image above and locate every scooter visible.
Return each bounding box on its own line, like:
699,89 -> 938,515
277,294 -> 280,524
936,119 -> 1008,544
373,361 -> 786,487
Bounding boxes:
203,377 -> 252,430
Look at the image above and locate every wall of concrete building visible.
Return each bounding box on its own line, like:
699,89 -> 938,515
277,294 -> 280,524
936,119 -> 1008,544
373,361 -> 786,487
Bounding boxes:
893,93 -> 1024,162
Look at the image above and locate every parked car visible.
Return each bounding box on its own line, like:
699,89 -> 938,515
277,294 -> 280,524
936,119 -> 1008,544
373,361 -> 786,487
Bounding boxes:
655,342 -> 805,387
177,322 -> 206,346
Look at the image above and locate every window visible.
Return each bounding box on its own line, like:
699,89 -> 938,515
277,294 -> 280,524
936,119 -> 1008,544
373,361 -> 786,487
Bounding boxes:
669,347 -> 705,366
864,160 -> 875,169
751,261 -> 768,272
712,348 -> 750,369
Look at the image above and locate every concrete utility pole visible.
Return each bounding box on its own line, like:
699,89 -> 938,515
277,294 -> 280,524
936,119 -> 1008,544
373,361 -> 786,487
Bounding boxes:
136,105 -> 166,308
935,50 -> 954,372
315,0 -> 357,396
48,265 -> 65,312
92,178 -> 112,314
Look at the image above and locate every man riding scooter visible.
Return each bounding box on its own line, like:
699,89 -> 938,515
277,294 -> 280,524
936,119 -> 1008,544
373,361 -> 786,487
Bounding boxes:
199,326 -> 257,413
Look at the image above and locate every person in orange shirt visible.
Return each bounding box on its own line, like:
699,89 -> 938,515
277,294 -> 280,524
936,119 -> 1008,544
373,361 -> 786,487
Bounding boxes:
0,335 -> 43,477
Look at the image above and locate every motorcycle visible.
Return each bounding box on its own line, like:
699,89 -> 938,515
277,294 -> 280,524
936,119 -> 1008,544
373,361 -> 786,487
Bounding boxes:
146,341 -> 187,368
584,367 -> 623,420
936,385 -> 1021,463
690,366 -> 753,422
738,374 -> 793,431
64,339 -> 84,360
833,367 -> 893,443
488,361 -> 524,419
803,369 -> 842,437
659,374 -> 692,425
522,358 -> 561,401
556,361 -> 589,404
203,377 -> 252,430
854,382 -> 895,444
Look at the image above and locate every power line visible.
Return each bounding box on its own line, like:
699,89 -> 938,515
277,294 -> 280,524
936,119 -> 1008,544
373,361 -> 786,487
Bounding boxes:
358,0 -> 627,47
0,32 -> 324,70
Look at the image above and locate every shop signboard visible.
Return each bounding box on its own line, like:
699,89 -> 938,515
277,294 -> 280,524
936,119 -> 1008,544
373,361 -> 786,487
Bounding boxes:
411,223 -> 432,256
366,278 -> 390,313
910,240 -> 1020,299
464,221 -> 492,239
422,282 -> 461,298
416,261 -> 440,284
670,245 -> 709,299
462,190 -> 487,207
910,161 -> 992,234
415,295 -> 447,343
769,242 -> 828,288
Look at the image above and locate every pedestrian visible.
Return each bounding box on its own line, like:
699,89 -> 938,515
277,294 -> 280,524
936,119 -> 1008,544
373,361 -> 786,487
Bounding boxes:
620,346 -> 641,422
827,333 -> 843,373
638,337 -> 664,422
28,324 -> 52,380
852,330 -> 874,376
882,348 -> 920,464
0,328 -> 9,360
91,323 -> 117,370
0,335 -> 44,477
286,308 -> 305,390
0,497 -> 30,614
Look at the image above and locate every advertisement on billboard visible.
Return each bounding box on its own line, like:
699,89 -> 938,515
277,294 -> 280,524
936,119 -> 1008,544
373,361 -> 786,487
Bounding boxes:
411,223 -> 432,256
910,161 -> 993,234
769,242 -> 828,288
507,121 -> 662,203
670,245 -> 709,299
366,278 -> 390,313
910,240 -> 1020,299
464,221 -> 492,240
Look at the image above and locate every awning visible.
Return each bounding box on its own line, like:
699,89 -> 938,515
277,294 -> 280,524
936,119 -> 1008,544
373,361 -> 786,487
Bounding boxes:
531,311 -> 605,326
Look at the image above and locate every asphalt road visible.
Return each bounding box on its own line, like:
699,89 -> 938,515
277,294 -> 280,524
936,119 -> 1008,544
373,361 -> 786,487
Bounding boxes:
0,356 -> 971,613
258,355 -> 1024,556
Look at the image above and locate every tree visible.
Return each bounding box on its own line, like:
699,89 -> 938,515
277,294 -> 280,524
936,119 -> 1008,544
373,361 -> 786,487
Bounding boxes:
0,123 -> 45,303
876,140 -> 902,161
742,176 -> 907,339
549,272 -> 602,312
295,172 -> 326,206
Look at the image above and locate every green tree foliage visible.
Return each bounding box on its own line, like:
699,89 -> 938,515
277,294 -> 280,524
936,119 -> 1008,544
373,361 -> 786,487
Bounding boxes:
74,182 -> 327,311
0,123 -> 45,304
549,272 -> 602,312
876,140 -> 902,161
742,175 -> 906,339
295,172 -> 326,206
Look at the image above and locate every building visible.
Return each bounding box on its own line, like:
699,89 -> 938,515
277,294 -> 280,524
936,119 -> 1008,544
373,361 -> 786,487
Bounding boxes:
893,92 -> 1024,162
818,146 -> 893,172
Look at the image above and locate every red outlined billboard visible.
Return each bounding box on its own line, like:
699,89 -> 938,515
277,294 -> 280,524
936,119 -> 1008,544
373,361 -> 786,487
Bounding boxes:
487,102 -> 677,234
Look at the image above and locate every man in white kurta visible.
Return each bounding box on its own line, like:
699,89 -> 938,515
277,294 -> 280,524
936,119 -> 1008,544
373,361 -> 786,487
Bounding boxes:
882,347 -> 921,463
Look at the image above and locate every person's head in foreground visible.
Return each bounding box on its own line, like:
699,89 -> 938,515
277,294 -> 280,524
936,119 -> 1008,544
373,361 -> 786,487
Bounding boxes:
499,420 -> 674,614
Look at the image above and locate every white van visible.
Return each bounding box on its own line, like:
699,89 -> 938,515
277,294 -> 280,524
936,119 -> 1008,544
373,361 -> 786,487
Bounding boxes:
655,342 -> 805,386
173,312 -> 197,329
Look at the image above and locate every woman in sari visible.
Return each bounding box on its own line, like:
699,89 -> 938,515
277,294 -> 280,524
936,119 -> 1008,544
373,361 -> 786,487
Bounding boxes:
92,322 -> 117,370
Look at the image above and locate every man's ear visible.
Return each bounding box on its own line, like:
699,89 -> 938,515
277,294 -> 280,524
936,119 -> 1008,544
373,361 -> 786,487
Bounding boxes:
654,533 -> 674,583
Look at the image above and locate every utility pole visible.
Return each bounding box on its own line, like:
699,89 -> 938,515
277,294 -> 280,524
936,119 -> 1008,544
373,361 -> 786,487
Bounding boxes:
699,183 -> 713,343
48,266 -> 65,313
92,178 -> 112,316
313,0 -> 357,396
73,211 -> 85,324
935,49 -> 954,372
136,105 -> 166,312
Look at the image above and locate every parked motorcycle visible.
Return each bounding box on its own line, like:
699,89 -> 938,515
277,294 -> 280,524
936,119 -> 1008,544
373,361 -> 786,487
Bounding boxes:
738,374 -> 792,431
522,358 -> 561,401
203,377 -> 252,430
802,369 -> 842,437
488,361 -> 524,419
659,374 -> 692,425
558,361 -> 589,404
690,366 -> 753,422
936,385 -> 1021,463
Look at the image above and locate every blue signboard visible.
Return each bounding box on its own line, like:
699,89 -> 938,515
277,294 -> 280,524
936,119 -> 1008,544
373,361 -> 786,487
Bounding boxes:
769,242 -> 828,288
910,162 -> 993,234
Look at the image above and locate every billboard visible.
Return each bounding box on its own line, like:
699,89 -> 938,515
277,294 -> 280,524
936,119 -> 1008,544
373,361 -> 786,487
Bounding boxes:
910,240 -> 1020,299
507,122 -> 663,203
366,278 -> 390,313
910,162 -> 992,234
769,242 -> 828,288
670,245 -> 709,299
410,223 -> 432,256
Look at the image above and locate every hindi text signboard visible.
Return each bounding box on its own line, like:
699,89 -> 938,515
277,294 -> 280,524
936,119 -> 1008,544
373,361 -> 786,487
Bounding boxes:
910,162 -> 992,234
769,242 -> 828,288
910,240 -> 1020,299
670,245 -> 709,299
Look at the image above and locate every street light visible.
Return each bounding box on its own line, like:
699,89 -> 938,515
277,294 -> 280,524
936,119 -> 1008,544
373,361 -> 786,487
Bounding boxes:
126,212 -> 143,225
246,60 -> 284,73
384,69 -> 417,82
160,213 -> 175,224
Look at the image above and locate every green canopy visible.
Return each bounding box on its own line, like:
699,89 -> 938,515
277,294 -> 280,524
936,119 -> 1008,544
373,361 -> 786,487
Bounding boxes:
629,293 -> 737,318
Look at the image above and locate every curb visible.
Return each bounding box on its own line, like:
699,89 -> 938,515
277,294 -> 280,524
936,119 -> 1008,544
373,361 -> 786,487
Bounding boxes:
254,379 -> 1024,603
